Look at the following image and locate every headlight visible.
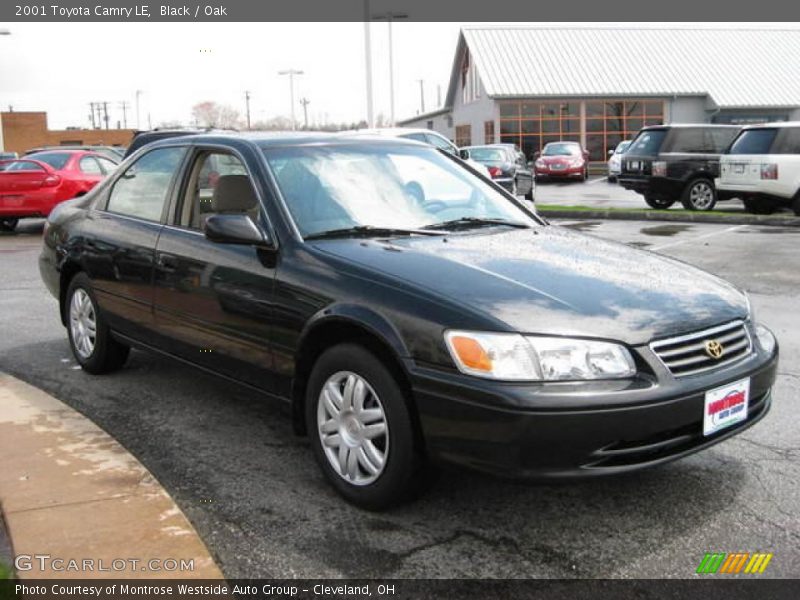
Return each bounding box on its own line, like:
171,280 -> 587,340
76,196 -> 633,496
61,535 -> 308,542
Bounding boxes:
444,331 -> 636,381
754,323 -> 776,355
535,159 -> 545,168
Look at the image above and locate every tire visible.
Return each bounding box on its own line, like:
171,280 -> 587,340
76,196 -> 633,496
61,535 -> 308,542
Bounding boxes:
511,179 -> 518,197
0,218 -> 18,232
681,178 -> 717,211
582,167 -> 588,182
608,175 -> 617,183
644,195 -> 676,210
66,273 -> 130,374
743,197 -> 777,215
305,343 -> 424,510
792,194 -> 800,217
524,182 -> 535,201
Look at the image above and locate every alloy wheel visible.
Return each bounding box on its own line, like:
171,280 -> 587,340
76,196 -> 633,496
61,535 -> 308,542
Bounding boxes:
69,288 -> 97,359
689,181 -> 714,210
317,371 -> 389,486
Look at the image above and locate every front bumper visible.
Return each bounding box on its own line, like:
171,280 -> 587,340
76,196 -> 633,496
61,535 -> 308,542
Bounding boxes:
618,175 -> 684,199
536,166 -> 584,178
408,342 -> 778,479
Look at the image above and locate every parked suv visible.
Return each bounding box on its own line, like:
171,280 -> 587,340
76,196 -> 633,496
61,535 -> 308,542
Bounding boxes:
717,122 -> 800,215
619,125 -> 741,210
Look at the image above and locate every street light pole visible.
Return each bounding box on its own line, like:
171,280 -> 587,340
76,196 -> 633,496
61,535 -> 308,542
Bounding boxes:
362,0 -> 374,128
372,12 -> 408,126
278,69 -> 303,131
135,90 -> 142,130
244,90 -> 251,130
416,79 -> 425,114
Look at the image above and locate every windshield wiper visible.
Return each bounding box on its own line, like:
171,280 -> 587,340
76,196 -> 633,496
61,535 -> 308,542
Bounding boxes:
304,225 -> 447,241
421,217 -> 530,231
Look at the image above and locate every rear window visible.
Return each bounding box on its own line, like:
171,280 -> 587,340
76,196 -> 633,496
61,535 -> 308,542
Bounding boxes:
773,128 -> 800,155
26,152 -> 71,169
627,129 -> 667,155
3,160 -> 46,172
468,147 -> 507,161
728,129 -> 779,155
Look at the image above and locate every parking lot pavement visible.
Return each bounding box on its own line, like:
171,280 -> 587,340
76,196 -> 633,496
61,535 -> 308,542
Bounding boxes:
1,218 -> 799,579
535,176 -> 753,212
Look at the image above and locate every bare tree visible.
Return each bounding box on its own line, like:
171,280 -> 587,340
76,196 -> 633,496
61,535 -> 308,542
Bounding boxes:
191,101 -> 242,129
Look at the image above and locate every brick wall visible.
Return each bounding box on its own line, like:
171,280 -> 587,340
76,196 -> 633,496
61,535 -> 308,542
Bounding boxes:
0,112 -> 135,154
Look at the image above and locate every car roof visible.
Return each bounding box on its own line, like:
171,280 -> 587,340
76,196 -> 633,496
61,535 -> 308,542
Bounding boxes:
736,120 -> 800,130
639,124 -> 741,131
134,131 -> 427,154
348,127 -> 439,137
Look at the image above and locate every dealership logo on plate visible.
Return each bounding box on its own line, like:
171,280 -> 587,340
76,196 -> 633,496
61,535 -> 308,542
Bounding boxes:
696,552 -> 773,574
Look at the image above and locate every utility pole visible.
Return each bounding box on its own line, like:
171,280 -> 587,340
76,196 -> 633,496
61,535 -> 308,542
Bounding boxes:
437,84 -> 442,108
135,90 -> 142,129
118,101 -> 129,128
244,90 -> 251,130
362,0 -> 373,127
102,101 -> 109,130
88,103 -> 97,129
278,69 -> 303,131
416,80 -> 425,114
299,98 -> 310,129
372,11 -> 408,126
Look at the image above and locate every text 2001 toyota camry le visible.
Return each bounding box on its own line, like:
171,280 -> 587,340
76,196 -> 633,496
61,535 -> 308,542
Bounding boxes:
39,133 -> 778,509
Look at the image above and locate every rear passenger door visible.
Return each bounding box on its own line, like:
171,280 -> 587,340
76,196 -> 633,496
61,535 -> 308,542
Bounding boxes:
85,146 -> 187,343
152,146 -> 278,391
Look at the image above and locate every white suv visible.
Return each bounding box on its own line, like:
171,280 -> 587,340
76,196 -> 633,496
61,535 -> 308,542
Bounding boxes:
717,122 -> 800,215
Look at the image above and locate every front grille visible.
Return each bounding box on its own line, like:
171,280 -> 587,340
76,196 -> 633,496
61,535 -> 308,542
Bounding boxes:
651,320 -> 752,377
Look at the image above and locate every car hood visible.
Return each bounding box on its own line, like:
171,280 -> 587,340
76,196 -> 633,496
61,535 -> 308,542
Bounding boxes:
313,226 -> 747,345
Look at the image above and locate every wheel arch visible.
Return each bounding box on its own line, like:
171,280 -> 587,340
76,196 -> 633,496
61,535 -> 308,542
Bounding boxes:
58,260 -> 84,325
291,306 -> 421,445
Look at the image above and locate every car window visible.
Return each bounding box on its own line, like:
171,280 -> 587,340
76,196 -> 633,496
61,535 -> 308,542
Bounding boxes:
774,128 -> 800,155
728,129 -> 779,155
179,151 -> 257,229
667,128 -> 711,153
26,152 -> 71,169
542,143 -> 580,156
264,143 -> 537,238
96,157 -> 119,174
106,147 -> 185,222
468,147 -> 506,161
3,160 -> 46,172
79,156 -> 103,175
425,133 -> 458,155
401,133 -> 429,144
627,129 -> 668,155
707,129 -> 740,153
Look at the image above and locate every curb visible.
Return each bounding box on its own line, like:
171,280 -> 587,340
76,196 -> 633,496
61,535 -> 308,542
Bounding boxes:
0,373 -> 224,580
537,208 -> 800,227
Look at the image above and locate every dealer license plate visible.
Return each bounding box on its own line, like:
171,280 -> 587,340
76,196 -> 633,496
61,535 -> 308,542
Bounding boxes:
703,378 -> 749,436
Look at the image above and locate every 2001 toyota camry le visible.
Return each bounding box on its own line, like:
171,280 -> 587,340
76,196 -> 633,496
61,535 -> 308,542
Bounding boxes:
39,132 -> 779,509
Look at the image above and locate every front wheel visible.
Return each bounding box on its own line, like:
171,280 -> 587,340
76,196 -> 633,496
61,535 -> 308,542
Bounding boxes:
681,179 -> 717,211
0,218 -> 18,232
306,343 -> 424,510
792,193 -> 800,217
66,273 -> 130,374
644,195 -> 675,210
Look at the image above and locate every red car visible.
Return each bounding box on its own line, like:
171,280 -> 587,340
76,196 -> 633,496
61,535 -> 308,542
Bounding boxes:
533,141 -> 590,181
0,150 -> 117,231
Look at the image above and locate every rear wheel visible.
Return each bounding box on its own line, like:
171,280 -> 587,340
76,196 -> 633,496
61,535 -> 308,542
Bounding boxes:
681,179 -> 716,211
792,193 -> 800,217
743,197 -> 777,215
306,343 -> 424,510
644,195 -> 675,210
66,273 -> 130,374
0,218 -> 18,232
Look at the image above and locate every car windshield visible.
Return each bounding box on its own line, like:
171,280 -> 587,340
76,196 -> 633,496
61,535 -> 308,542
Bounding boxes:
26,152 -> 71,170
615,141 -> 631,154
728,129 -> 778,155
467,147 -> 507,162
263,143 -> 538,238
627,129 -> 668,155
542,143 -> 580,156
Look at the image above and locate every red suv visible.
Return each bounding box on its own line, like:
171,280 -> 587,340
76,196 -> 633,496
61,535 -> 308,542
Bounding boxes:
0,150 -> 117,231
533,141 -> 590,181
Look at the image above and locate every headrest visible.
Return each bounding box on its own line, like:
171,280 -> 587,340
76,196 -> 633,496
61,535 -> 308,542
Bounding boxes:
211,175 -> 258,213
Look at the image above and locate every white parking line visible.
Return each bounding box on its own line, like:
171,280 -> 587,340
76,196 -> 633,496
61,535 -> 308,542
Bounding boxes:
650,224 -> 747,252
587,176 -> 608,185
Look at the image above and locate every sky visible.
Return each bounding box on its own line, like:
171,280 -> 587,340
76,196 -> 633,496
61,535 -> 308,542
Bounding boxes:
0,22 -> 798,131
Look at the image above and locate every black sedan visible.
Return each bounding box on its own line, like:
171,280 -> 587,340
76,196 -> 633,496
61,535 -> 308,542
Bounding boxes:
464,144 -> 535,200
39,132 -> 778,509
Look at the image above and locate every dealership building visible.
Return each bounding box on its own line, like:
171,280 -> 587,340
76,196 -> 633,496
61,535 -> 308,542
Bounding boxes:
399,27 -> 800,163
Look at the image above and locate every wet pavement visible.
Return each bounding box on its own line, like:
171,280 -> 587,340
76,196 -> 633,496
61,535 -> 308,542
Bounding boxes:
1,218 -> 798,578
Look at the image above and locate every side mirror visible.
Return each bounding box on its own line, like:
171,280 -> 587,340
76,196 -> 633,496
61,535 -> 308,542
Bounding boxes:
608,149 -> 615,157
203,213 -> 270,246
533,151 -> 541,160
459,149 -> 470,160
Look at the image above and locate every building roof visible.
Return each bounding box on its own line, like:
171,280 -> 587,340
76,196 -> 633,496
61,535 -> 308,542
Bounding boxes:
445,27 -> 800,109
